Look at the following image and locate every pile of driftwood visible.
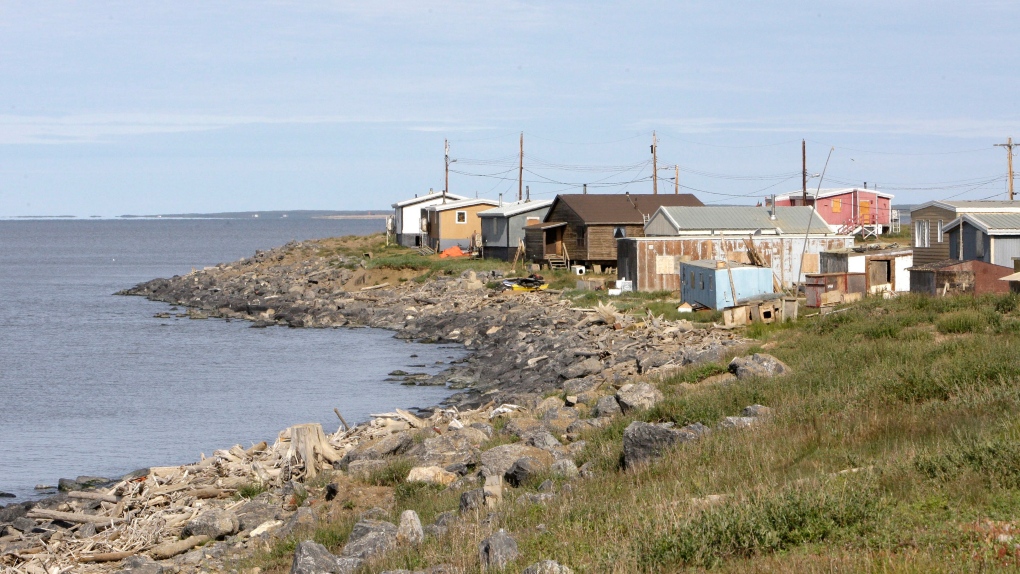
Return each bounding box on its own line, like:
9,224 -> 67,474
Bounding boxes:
1,402 -> 513,573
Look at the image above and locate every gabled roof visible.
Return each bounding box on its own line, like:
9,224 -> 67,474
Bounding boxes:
549,193 -> 703,224
653,205 -> 836,235
392,192 -> 468,208
478,199 -> 553,218
425,198 -> 500,212
910,200 -> 1020,214
943,213 -> 1020,235
775,187 -> 894,201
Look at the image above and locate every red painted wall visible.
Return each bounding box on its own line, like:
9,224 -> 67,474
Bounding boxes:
774,190 -> 891,227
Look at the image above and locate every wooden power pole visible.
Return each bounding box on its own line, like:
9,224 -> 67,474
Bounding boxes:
801,139 -> 808,203
995,137 -> 1016,201
444,139 -> 450,204
675,164 -> 679,194
651,131 -> 658,195
518,132 -> 524,202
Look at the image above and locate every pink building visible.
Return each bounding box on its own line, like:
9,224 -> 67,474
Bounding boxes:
771,188 -> 895,236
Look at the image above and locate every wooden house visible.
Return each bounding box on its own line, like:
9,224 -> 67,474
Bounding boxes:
478,199 -> 552,261
618,206 -> 852,291
523,193 -> 703,268
423,198 -> 499,252
943,212 -> 1020,266
391,191 -> 467,247
909,201 -> 1020,266
773,187 -> 895,236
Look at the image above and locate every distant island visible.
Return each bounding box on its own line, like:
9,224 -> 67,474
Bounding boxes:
118,210 -> 386,219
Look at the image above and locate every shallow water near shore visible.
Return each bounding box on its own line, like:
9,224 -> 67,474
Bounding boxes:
0,218 -> 464,501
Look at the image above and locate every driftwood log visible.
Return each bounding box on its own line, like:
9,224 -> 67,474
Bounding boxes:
149,535 -> 210,560
26,509 -> 125,525
78,550 -> 136,563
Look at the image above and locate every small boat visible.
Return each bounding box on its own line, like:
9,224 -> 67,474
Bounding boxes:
500,276 -> 547,292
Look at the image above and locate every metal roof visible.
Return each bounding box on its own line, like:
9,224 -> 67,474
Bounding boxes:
392,192 -> 467,208
943,213 -> 1020,235
425,198 -> 500,212
478,199 -> 552,218
655,205 -> 835,235
552,193 -> 704,224
911,200 -> 1020,214
774,187 -> 894,200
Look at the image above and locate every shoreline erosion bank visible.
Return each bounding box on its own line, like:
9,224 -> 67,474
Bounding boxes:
1,237 -> 749,573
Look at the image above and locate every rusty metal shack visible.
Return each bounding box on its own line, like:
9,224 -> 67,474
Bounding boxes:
819,245 -> 913,293
907,259 -> 1014,296
618,205 -> 853,291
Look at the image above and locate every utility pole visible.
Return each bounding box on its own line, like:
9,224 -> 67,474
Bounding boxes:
518,132 -> 524,202
995,137 -> 1016,201
444,139 -> 450,204
801,139 -> 807,203
675,164 -> 679,195
651,131 -> 658,195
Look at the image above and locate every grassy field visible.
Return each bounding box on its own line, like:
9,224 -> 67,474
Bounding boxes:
249,234 -> 1020,572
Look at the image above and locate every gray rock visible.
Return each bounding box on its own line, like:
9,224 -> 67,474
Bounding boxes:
561,357 -> 601,380
729,353 -> 790,379
460,488 -> 485,512
235,498 -> 279,531
541,406 -> 580,435
182,507 -> 239,540
480,444 -> 554,478
341,432 -> 414,468
719,416 -> 758,429
57,478 -> 82,492
550,459 -> 579,479
742,404 -> 772,418
478,529 -> 518,570
274,506 -> 318,539
562,377 -> 600,395
505,457 -> 547,488
343,519 -> 397,560
622,421 -> 709,469
397,509 -> 424,545
594,395 -> 622,418
517,492 -> 555,505
522,430 -> 562,450
292,540 -> 361,574
523,560 -> 574,574
406,430 -> 483,469
615,383 -> 663,413
114,554 -> 165,574
637,352 -> 670,373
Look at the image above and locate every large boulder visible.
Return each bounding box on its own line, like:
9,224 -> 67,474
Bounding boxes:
523,560 -> 575,574
540,407 -> 580,435
342,519 -> 397,560
560,357 -> 602,380
622,421 -> 709,469
480,444 -> 555,478
504,418 -> 546,438
478,529 -> 519,570
728,354 -> 790,379
406,429 -> 483,468
615,383 -> 663,413
406,466 -> 458,486
562,377 -> 601,395
341,431 -> 413,467
182,508 -> 239,540
594,395 -> 622,418
292,540 -> 361,574
397,510 -> 424,545
235,498 -> 280,532
504,457 -> 549,488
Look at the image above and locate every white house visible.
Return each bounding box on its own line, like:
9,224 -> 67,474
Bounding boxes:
391,190 -> 468,247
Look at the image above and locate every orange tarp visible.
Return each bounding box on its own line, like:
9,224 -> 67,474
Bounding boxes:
438,245 -> 468,258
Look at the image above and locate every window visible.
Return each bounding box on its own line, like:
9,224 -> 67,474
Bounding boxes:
455,211 -> 467,224
689,271 -> 695,286
576,227 -> 587,248
832,198 -> 842,213
614,226 -> 626,239
937,220 -> 943,243
914,220 -> 930,248
699,273 -> 705,290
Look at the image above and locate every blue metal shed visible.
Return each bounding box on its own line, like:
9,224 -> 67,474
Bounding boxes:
679,260 -> 775,309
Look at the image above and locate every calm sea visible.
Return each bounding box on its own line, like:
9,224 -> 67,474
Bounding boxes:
0,218 -> 462,501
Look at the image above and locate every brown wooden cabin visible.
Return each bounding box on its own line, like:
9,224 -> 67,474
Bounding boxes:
524,193 -> 703,268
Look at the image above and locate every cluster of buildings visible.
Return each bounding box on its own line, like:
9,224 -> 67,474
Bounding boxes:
392,188 -> 1020,313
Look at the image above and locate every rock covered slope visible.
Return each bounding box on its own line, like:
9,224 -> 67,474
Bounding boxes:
119,240 -> 746,411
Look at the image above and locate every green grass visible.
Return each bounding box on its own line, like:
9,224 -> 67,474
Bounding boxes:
236,481 -> 268,499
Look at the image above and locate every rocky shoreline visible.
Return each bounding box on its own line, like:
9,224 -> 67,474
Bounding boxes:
1,239 -> 765,574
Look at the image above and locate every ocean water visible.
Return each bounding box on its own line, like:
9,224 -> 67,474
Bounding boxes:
0,218 -> 463,501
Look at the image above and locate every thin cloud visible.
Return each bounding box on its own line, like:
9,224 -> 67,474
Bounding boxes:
642,115 -> 1020,139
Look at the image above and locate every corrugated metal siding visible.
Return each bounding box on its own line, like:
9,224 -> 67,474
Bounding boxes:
620,235 -> 854,291
993,237 -> 1020,268
644,211 -> 677,236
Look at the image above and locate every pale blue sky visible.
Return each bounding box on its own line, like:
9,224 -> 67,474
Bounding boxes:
2,1 -> 1019,216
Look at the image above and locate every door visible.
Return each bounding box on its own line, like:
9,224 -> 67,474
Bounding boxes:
859,201 -> 872,224
544,228 -> 563,257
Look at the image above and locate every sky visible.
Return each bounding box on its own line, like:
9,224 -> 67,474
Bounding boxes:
2,1 -> 1020,216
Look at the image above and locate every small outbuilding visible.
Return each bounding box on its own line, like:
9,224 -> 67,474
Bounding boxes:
478,199 -> 552,261
391,191 -> 468,247
907,259 -> 1015,296
819,245 -> 913,293
943,212 -> 1020,266
679,260 -> 775,310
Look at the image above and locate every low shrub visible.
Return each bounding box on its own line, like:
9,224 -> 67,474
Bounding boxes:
936,311 -> 986,334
